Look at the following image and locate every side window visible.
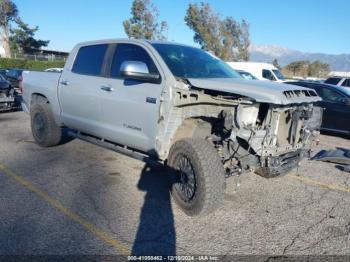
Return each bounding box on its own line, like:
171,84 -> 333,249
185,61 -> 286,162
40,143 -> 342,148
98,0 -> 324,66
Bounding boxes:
72,44 -> 108,76
262,69 -> 275,81
110,44 -> 159,78
341,78 -> 350,87
318,87 -> 345,103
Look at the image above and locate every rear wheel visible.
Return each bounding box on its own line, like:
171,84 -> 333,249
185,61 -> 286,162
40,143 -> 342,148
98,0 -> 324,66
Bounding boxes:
167,138 -> 225,216
30,98 -> 63,147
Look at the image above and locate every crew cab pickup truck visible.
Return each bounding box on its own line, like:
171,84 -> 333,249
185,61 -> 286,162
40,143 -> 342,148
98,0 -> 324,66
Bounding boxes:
22,39 -> 322,216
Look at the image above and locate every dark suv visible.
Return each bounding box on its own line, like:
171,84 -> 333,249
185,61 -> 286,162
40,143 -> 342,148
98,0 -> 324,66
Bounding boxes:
6,69 -> 23,93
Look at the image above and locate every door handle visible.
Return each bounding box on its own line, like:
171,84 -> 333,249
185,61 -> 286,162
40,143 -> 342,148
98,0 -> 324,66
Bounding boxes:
100,85 -> 114,92
60,80 -> 69,86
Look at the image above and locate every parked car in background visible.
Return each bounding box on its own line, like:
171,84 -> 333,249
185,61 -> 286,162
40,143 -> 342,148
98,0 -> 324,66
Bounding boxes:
236,70 -> 258,80
0,69 -> 8,78
286,81 -> 350,135
324,76 -> 350,87
227,62 -> 286,82
0,74 -> 16,112
6,69 -> 23,93
44,68 -> 63,73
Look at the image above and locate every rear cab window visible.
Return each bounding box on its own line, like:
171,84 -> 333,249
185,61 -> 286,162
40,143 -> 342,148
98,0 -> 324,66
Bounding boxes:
72,44 -> 108,76
324,77 -> 342,85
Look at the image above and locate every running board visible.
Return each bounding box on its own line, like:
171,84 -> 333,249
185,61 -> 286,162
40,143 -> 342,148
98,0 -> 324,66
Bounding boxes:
68,131 -> 162,166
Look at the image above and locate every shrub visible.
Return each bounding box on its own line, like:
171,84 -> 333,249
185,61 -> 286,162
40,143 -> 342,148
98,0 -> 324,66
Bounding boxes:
0,58 -> 65,71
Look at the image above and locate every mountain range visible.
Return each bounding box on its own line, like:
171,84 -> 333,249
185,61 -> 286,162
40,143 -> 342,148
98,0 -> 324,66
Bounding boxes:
249,44 -> 350,71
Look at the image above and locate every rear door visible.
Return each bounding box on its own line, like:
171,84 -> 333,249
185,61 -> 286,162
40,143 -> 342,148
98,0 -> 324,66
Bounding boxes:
98,43 -> 164,153
58,43 -> 110,134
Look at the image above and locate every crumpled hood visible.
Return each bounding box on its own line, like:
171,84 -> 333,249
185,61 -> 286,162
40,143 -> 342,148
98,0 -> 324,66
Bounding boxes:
187,78 -> 321,105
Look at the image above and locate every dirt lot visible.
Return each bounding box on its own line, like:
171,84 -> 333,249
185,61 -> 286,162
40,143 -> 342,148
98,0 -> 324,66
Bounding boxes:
0,111 -> 349,256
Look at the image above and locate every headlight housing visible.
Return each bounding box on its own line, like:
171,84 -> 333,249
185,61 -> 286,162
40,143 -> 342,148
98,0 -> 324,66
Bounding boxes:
236,104 -> 260,128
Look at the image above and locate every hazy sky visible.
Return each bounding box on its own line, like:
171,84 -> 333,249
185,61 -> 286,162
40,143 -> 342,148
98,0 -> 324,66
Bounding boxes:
14,0 -> 350,54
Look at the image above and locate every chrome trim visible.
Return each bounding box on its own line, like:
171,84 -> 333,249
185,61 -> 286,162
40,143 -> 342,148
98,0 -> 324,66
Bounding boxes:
321,127 -> 350,134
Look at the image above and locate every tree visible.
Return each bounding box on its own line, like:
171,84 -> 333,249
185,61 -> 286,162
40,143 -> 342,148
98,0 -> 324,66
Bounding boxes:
10,18 -> 49,54
0,0 -> 18,57
283,60 -> 330,78
237,19 -> 250,61
308,60 -> 330,78
185,3 -> 221,57
123,0 -> 168,40
284,60 -> 309,77
272,58 -> 281,70
185,2 -> 250,61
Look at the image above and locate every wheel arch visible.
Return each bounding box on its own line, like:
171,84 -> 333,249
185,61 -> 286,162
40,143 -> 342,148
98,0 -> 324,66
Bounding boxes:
31,93 -> 49,106
171,117 -> 213,143
30,93 -> 63,127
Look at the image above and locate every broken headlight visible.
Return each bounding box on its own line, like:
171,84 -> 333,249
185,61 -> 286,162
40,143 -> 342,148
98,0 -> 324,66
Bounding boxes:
305,106 -> 323,131
236,104 -> 260,128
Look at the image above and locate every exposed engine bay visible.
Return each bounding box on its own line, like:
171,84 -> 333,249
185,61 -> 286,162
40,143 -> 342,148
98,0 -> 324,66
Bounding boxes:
161,82 -> 322,178
212,102 -> 322,178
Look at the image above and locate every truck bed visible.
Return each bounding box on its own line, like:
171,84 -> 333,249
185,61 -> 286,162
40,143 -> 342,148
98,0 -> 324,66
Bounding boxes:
22,71 -> 61,114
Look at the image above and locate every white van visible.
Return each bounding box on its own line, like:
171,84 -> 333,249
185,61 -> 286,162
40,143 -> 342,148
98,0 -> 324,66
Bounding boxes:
227,62 -> 286,82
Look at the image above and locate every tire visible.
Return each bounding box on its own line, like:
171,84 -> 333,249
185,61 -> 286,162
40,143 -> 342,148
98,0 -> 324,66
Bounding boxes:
30,98 -> 63,147
167,138 -> 225,216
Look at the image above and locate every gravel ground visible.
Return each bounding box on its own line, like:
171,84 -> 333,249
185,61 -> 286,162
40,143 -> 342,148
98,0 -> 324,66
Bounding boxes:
0,111 -> 349,257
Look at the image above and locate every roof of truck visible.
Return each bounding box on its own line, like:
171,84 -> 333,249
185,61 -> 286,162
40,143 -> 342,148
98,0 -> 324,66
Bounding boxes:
74,38 -> 195,48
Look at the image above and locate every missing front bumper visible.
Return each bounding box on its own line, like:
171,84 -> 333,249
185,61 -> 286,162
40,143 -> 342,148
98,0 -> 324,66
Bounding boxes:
255,150 -> 306,178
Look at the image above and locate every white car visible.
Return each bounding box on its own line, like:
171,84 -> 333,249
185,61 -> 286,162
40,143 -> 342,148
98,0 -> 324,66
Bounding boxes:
44,68 -> 63,73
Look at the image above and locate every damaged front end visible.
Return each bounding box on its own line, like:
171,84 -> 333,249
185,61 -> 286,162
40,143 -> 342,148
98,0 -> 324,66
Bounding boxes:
215,102 -> 322,178
0,86 -> 16,112
161,78 -> 322,179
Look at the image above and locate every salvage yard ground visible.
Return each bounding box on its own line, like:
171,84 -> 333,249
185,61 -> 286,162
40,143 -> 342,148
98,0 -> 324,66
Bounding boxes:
0,111 -> 349,256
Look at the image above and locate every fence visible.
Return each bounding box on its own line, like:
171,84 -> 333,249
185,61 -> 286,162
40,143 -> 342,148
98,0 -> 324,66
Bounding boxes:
11,53 -> 67,62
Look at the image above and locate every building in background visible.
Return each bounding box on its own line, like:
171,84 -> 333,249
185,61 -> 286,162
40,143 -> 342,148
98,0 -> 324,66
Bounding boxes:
0,45 -> 69,61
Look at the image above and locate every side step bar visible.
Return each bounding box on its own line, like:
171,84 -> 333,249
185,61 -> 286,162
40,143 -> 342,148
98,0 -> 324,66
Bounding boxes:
68,131 -> 162,167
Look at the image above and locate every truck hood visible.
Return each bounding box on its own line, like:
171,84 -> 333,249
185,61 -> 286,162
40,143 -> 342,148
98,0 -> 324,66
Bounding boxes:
187,78 -> 321,105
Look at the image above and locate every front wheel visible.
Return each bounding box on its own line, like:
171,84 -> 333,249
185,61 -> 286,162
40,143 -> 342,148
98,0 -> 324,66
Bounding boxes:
167,138 -> 225,216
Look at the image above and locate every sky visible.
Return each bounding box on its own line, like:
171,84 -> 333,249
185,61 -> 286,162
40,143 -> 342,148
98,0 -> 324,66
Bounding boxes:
13,0 -> 350,54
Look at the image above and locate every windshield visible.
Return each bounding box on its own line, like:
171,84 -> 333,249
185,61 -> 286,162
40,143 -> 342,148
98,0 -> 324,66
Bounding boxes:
272,69 -> 285,80
152,43 -> 241,79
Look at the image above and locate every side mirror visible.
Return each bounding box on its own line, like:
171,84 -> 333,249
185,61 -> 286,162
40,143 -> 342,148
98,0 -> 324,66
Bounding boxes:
120,61 -> 160,83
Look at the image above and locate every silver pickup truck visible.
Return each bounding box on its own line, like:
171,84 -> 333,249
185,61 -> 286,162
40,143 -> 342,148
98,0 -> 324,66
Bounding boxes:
22,39 -> 322,216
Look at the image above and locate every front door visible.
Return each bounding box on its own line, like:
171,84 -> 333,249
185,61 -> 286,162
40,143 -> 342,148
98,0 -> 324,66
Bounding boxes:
98,43 -> 164,153
317,86 -> 350,133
